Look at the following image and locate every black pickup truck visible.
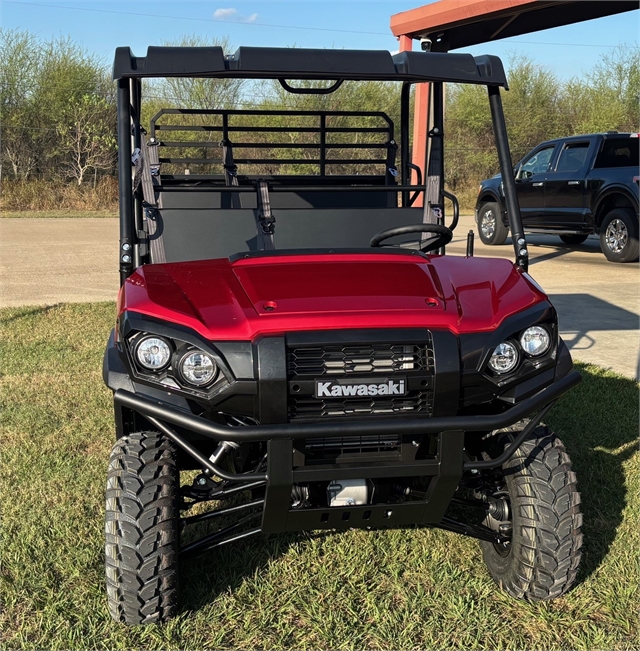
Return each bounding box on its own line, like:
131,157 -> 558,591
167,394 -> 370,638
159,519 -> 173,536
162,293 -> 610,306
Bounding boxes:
476,132 -> 639,262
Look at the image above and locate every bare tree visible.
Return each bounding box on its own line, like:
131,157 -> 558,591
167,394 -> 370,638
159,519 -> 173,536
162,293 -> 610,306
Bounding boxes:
57,95 -> 115,185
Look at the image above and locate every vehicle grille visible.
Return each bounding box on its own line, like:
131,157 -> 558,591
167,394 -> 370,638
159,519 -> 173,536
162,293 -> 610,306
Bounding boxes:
287,343 -> 434,377
289,390 -> 433,420
287,335 -> 434,423
304,433 -> 401,461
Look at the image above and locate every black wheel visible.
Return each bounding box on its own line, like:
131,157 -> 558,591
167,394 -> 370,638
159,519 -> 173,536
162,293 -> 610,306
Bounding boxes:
477,202 -> 508,245
105,431 -> 180,625
599,208 -> 639,263
559,234 -> 588,245
480,425 -> 583,600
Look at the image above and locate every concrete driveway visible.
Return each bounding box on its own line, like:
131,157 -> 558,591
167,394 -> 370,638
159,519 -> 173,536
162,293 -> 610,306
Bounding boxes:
1,215 -> 638,380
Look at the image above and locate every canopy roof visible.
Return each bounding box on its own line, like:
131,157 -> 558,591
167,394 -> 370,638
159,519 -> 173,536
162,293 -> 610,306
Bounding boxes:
113,46 -> 508,87
391,0 -> 637,51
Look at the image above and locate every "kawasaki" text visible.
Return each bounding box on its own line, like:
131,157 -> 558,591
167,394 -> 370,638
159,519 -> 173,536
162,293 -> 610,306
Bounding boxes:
316,380 -> 406,397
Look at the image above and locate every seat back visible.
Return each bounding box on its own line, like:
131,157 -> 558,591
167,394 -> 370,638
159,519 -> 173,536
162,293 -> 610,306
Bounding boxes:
152,190 -> 256,262
274,208 -> 424,249
151,191 -> 422,263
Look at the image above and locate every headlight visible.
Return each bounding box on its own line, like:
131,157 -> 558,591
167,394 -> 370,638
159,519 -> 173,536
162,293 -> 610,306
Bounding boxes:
520,326 -> 551,357
135,336 -> 171,371
488,342 -> 519,374
180,350 -> 217,386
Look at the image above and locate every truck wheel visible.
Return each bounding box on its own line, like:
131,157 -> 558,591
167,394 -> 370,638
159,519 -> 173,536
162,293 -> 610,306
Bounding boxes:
599,208 -> 639,263
105,431 -> 180,625
480,425 -> 583,600
559,234 -> 588,245
478,202 -> 508,245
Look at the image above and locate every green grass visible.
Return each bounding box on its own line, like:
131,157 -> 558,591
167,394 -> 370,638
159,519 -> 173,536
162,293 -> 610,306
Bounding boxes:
1,303 -> 638,650
1,210 -> 117,219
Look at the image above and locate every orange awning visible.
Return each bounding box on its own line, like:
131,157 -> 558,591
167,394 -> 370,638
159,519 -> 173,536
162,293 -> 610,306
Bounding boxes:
391,0 -> 637,51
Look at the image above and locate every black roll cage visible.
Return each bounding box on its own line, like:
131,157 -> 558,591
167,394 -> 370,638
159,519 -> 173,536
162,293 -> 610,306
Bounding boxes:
114,46 -> 528,284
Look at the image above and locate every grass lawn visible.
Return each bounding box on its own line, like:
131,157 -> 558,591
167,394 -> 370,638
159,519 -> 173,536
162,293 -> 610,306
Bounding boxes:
1,210 -> 117,219
1,303 -> 638,650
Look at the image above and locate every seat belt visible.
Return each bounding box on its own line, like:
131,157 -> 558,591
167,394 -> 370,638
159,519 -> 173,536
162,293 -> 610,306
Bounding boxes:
256,180 -> 275,251
423,126 -> 444,249
221,139 -> 241,209
385,138 -> 399,186
132,130 -> 166,263
143,205 -> 166,264
133,130 -> 160,207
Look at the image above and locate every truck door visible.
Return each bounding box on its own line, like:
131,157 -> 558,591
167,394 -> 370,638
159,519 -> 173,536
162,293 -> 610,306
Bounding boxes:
543,140 -> 593,229
514,144 -> 556,227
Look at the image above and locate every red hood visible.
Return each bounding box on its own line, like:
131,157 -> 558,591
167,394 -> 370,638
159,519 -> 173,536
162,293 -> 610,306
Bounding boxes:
118,252 -> 547,340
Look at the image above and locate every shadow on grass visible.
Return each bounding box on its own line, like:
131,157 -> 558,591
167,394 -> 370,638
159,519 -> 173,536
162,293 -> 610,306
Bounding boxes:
177,529 -> 331,617
176,362 -> 638,611
546,363 -> 638,584
0,303 -> 62,323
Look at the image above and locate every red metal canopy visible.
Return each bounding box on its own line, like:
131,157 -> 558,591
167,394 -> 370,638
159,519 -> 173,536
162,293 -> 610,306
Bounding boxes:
391,0 -> 638,52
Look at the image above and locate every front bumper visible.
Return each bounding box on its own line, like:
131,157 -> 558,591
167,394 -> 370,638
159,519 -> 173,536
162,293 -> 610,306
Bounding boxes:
114,369 -> 580,533
114,369 -> 580,443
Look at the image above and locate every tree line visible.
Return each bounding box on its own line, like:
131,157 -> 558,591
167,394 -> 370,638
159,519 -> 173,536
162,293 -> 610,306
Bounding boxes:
1,30 -> 638,209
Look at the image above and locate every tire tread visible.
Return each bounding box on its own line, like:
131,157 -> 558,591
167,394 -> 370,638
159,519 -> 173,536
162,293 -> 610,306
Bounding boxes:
105,431 -> 179,625
481,426 -> 583,600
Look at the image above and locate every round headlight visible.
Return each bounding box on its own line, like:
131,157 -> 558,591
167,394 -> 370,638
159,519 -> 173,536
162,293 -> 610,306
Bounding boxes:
135,336 -> 171,371
520,326 -> 551,357
488,341 -> 519,374
180,350 -> 217,386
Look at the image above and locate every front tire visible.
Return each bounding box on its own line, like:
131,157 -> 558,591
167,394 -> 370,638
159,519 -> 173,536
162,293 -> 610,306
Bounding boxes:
105,431 -> 180,625
599,208 -> 639,263
478,202 -> 509,245
480,425 -> 583,600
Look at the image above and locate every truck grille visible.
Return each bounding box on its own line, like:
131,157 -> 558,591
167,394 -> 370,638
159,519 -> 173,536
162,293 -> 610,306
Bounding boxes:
287,343 -> 434,377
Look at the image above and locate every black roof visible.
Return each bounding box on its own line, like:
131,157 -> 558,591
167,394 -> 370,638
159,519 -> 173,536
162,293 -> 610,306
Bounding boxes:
531,132 -> 637,148
113,46 -> 508,87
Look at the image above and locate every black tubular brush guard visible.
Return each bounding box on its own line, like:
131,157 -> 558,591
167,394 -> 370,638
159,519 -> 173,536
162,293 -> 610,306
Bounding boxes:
114,370 -> 580,555
114,369 -> 579,448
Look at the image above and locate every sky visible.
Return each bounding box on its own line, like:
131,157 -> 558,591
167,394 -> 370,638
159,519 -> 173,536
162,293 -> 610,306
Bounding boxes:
1,0 -> 638,80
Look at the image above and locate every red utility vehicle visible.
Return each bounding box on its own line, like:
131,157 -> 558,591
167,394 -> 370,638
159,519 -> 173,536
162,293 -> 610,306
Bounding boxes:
104,46 -> 583,625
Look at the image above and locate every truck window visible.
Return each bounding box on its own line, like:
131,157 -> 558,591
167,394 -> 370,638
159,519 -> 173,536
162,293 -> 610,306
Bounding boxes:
518,145 -> 554,178
555,143 -> 589,173
594,137 -> 639,168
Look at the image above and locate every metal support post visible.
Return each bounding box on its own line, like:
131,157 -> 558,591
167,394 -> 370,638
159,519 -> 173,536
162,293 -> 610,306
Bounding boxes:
117,78 -> 134,284
488,85 -> 528,271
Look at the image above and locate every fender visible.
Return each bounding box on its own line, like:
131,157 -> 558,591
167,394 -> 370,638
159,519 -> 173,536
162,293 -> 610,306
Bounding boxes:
476,189 -> 506,222
592,184 -> 639,228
